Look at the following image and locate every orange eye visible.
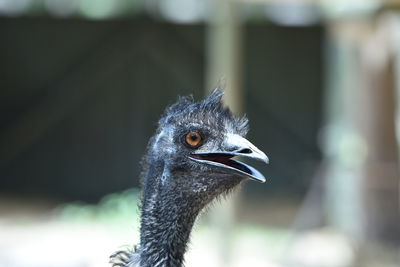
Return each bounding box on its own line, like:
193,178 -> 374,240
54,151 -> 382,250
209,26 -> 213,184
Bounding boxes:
185,131 -> 202,148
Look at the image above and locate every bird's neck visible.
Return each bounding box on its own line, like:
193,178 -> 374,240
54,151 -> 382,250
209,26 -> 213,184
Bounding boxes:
138,161 -> 202,267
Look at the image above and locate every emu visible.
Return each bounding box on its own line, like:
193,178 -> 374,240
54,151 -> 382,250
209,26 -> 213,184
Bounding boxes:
110,90 -> 269,267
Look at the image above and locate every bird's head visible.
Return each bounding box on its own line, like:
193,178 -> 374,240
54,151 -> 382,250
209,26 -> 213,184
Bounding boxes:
145,90 -> 269,199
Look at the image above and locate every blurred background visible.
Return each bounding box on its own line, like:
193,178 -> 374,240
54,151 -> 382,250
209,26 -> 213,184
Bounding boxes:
0,0 -> 399,266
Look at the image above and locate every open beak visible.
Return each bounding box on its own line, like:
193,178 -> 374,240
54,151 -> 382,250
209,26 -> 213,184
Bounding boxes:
188,133 -> 269,183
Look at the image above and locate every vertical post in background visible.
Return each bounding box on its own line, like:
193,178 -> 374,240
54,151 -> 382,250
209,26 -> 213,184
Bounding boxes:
206,0 -> 244,115
324,14 -> 400,249
205,0 -> 244,266
356,15 -> 400,244
323,20 -> 366,240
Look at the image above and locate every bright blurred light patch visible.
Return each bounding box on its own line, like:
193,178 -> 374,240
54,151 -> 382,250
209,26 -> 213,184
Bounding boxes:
0,0 -> 31,16
321,0 -> 380,19
78,0 -> 121,19
287,229 -> 355,267
159,0 -> 206,24
319,124 -> 368,167
338,131 -> 368,167
265,1 -> 320,26
44,0 -> 78,17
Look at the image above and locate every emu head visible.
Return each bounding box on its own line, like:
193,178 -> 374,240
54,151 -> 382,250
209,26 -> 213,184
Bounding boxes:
142,90 -> 269,204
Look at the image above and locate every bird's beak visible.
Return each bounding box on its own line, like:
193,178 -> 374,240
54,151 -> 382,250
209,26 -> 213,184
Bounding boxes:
188,133 -> 269,183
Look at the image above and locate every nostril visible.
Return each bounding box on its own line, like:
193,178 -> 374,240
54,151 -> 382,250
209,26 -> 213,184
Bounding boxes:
238,148 -> 252,154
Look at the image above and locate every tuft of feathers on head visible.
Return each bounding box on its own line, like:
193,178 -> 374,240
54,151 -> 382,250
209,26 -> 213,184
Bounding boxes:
164,94 -> 194,116
159,89 -> 249,136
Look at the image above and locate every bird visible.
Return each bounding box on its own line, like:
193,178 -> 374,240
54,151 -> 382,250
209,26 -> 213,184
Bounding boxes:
110,89 -> 269,267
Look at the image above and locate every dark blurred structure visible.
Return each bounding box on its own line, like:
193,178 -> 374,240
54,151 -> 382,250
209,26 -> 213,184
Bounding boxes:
0,17 -> 323,202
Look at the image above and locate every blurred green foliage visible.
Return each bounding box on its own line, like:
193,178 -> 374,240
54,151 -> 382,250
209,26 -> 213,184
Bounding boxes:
58,188 -> 140,225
